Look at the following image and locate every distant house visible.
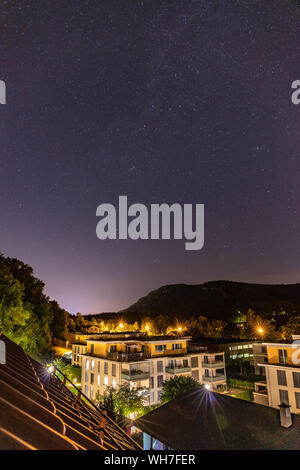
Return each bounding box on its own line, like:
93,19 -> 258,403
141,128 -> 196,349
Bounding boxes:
134,387 -> 300,450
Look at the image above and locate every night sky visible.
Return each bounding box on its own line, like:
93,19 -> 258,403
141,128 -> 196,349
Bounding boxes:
1,1 -> 300,314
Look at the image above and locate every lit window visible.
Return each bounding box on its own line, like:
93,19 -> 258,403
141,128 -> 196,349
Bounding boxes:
97,375 -> 100,386
104,376 -> 108,386
91,360 -> 95,370
86,359 -> 90,370
90,386 -> 94,399
112,379 -> 116,389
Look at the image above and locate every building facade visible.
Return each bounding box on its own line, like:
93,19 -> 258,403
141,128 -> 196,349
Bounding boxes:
78,333 -> 226,405
253,336 -> 300,413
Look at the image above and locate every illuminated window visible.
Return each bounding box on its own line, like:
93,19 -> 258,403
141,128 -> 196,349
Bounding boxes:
91,360 -> 95,370
104,376 -> 108,386
112,379 -> 116,389
172,343 -> 183,350
90,386 -> 94,399
97,375 -> 100,386
86,359 -> 90,370
155,345 -> 166,352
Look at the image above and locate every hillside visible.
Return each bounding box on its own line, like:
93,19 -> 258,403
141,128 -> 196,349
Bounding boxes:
117,281 -> 300,322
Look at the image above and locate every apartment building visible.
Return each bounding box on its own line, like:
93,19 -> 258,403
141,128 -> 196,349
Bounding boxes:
78,333 -> 226,405
253,336 -> 300,413
72,332 -> 142,367
190,337 -> 257,376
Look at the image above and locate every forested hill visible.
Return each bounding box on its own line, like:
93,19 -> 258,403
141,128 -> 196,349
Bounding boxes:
113,281 -> 300,322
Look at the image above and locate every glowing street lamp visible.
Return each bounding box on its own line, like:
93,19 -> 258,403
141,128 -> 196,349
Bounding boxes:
204,384 -> 211,390
119,323 -> 124,329
178,326 -> 182,333
145,325 -> 149,331
257,327 -> 264,335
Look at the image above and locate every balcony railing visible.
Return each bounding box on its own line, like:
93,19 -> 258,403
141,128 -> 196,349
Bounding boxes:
165,366 -> 191,374
202,361 -> 225,368
121,370 -> 150,381
202,374 -> 226,382
107,351 -> 150,362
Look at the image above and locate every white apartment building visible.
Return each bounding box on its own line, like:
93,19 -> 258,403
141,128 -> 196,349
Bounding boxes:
78,333 -> 227,405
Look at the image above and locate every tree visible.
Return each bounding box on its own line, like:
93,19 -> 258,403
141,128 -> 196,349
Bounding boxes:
50,300 -> 69,340
160,375 -> 200,403
102,384 -> 144,418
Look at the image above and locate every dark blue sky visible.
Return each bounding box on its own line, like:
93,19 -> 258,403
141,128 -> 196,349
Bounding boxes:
1,0 -> 300,314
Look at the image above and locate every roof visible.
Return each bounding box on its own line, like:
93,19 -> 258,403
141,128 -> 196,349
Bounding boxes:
191,337 -> 258,345
135,387 -> 300,450
0,333 -> 141,450
86,335 -> 191,343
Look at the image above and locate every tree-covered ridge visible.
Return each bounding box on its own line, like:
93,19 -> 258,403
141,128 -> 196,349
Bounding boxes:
0,254 -> 70,356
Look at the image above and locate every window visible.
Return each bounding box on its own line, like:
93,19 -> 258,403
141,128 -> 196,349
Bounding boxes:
112,364 -> 116,377
97,375 -> 100,386
243,345 -> 248,349
91,360 -> 95,370
191,357 -> 198,368
278,349 -> 288,364
172,343 -> 182,350
279,389 -> 289,405
98,361 -> 100,373
112,378 -> 116,389
192,370 -> 199,381
277,370 -> 287,386
85,372 -> 88,383
157,361 -> 163,373
110,345 -> 117,352
104,362 -> 108,374
293,372 -> 300,388
157,390 -> 163,401
150,377 -> 154,388
295,392 -> 300,409
104,376 -> 108,386
150,392 -> 154,403
86,359 -> 90,370
157,375 -> 163,388
90,387 -> 94,399
155,345 -> 166,352
238,345 -> 243,350
90,373 -> 94,385
90,344 -> 94,355
262,346 -> 267,353
183,359 -> 188,368
85,385 -> 89,396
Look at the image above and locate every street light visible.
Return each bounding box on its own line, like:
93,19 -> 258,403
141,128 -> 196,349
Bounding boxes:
204,384 -> 211,390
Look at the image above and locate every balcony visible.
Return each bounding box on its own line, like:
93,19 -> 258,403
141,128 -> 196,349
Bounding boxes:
202,374 -> 226,383
166,366 -> 191,374
202,361 -> 225,369
107,351 -> 150,362
121,370 -> 150,381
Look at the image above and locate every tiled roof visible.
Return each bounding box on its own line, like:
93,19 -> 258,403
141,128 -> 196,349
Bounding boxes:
0,333 -> 141,450
135,387 -> 300,450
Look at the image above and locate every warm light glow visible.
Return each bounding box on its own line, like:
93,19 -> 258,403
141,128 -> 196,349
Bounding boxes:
119,323 -> 123,329
145,325 -> 149,331
47,365 -> 54,374
258,327 -> 264,334
178,327 -> 182,332
204,384 -> 211,390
